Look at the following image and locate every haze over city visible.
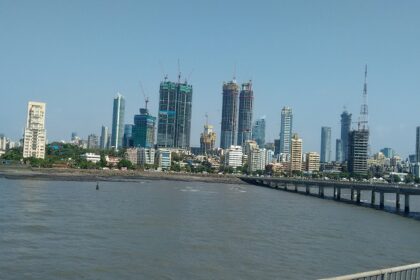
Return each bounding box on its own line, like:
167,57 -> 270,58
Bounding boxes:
1,0 -> 420,158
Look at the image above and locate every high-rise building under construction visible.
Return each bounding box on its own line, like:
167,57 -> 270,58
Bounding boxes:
220,80 -> 239,149
157,79 -> 192,149
237,81 -> 253,146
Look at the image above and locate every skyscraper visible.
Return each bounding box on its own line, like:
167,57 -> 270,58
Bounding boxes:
416,127 -> 420,162
348,66 -> 369,175
23,101 -> 46,159
320,126 -> 332,163
340,110 -> 352,161
220,80 -> 239,149
133,108 -> 156,148
157,79 -> 192,148
100,126 -> 109,149
336,139 -> 343,162
252,117 -> 266,147
280,107 -> 293,155
290,133 -> 302,172
348,130 -> 369,174
200,124 -> 216,155
87,134 -> 99,149
123,124 -> 133,148
237,81 -> 253,146
111,93 -> 125,150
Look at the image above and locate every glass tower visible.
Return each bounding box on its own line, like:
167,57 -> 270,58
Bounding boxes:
220,80 -> 239,149
111,93 -> 125,150
133,108 -> 156,148
320,126 -> 332,163
157,80 -> 192,149
237,81 -> 253,146
279,107 -> 293,155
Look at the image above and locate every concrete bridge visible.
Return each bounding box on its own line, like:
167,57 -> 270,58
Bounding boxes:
240,176 -> 420,214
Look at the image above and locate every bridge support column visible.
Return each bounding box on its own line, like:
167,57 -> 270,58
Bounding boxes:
305,185 -> 310,195
333,187 -> 336,199
356,190 -> 361,204
380,192 -> 385,209
351,188 -> 354,201
405,194 -> 410,213
319,186 -> 324,198
396,193 -> 400,211
336,188 -> 341,200
371,191 -> 375,205
294,184 -> 298,192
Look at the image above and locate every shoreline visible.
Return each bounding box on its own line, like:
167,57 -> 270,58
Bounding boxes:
0,167 -> 245,185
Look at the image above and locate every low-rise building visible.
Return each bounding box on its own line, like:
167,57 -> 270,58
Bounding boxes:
138,148 -> 155,166
305,152 -> 320,172
156,149 -> 171,170
81,153 -> 101,163
224,145 -> 243,168
125,148 -> 138,166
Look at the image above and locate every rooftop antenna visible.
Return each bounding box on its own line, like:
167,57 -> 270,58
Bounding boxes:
177,58 -> 181,83
139,81 -> 149,110
186,68 -> 194,84
233,62 -> 237,82
358,64 -> 369,131
159,60 -> 168,81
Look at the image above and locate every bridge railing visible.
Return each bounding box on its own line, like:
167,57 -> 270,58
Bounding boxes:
320,263 -> 420,280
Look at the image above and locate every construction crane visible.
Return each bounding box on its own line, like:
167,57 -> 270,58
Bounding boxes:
139,81 -> 149,110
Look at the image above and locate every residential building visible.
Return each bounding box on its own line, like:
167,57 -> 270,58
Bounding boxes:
0,134 -> 6,151
220,80 -> 239,149
138,148 -> 155,166
237,81 -> 253,146
23,101 -> 46,159
305,152 -> 320,172
348,130 -> 369,175
133,108 -> 156,148
252,117 -> 266,147
87,134 -> 99,149
125,148 -> 138,166
157,80 -> 192,149
155,148 -> 171,170
111,93 -> 125,149
224,145 -> 243,168
100,126 -> 109,149
320,126 -> 331,163
290,133 -> 302,172
200,124 -> 216,155
279,106 -> 293,155
340,110 -> 352,161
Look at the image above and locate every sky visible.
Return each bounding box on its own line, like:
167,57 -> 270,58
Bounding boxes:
1,0 -> 419,158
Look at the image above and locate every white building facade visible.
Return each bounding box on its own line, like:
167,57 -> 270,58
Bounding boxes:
23,101 -> 46,159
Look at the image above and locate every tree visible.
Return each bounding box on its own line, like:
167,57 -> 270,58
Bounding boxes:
1,147 -> 23,161
117,159 -> 133,169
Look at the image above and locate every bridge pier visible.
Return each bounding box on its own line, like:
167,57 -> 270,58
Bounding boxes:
380,192 -> 385,209
333,187 -> 336,199
305,185 -> 310,195
405,194 -> 410,213
371,191 -> 375,205
356,190 -> 361,204
396,193 -> 400,211
350,188 -> 354,201
294,184 -> 298,192
336,188 -> 341,200
319,186 -> 324,198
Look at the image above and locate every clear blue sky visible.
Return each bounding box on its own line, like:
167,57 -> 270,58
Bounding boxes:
1,0 -> 419,158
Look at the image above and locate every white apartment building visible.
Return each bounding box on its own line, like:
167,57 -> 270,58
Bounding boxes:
23,101 -> 46,159
138,148 -> 155,166
225,145 -> 243,168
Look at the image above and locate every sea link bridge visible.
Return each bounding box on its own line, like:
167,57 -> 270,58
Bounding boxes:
240,176 -> 420,214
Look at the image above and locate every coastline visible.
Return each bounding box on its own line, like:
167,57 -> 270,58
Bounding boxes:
0,166 -> 245,185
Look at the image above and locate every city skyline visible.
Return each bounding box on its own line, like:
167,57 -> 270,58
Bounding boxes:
1,1 -> 420,158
